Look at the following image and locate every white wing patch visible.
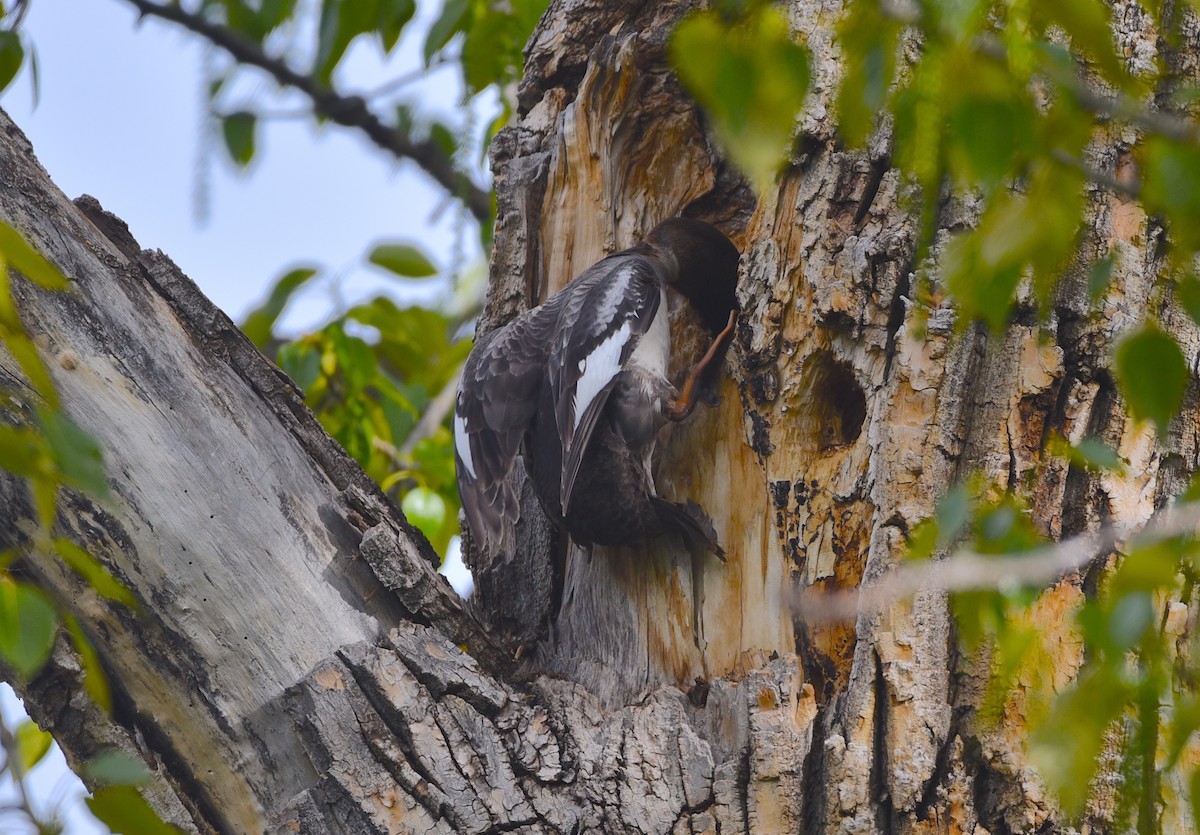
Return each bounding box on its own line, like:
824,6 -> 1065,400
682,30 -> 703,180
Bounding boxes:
453,411 -> 476,479
627,287 -> 669,377
573,320 -> 632,431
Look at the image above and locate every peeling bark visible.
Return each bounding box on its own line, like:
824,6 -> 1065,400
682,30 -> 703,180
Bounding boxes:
481,0 -> 1200,831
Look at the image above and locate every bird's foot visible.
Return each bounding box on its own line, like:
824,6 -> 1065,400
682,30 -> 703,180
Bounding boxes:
665,309 -> 737,422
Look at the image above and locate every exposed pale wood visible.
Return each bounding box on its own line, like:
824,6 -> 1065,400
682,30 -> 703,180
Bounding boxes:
478,0 -> 1200,830
0,113 -> 501,831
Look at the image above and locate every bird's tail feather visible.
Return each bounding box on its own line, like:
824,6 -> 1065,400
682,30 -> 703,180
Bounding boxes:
653,498 -> 725,561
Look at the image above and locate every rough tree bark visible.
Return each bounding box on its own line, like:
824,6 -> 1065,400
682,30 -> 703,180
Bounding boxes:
1,0 -> 1196,833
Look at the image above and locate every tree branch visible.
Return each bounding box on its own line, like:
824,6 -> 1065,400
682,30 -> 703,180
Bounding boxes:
119,0 -> 494,226
796,502 -> 1200,623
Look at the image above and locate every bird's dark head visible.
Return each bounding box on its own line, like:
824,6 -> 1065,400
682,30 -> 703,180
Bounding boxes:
645,218 -> 740,334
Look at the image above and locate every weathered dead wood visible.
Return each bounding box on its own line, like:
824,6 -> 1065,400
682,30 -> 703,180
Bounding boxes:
477,0 -> 1200,831
0,111 -> 504,831
0,108 -> 815,834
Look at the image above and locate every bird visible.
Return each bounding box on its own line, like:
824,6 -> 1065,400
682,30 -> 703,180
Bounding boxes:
454,217 -> 739,561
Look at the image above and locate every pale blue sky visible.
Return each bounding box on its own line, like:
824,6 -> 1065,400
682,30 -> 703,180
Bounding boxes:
6,0 -> 483,330
2,1 -> 480,830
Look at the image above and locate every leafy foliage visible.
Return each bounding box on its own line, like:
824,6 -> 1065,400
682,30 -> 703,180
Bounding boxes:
902,471 -> 1200,828
424,0 -> 545,97
221,110 -> 257,168
188,0 -> 548,181
669,0 -> 1200,344
672,4 -> 811,190
1115,324 -> 1190,431
88,784 -> 183,834
369,241 -> 439,278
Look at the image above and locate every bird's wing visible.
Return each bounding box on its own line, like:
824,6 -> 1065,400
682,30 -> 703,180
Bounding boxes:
548,255 -> 663,512
454,298 -> 561,552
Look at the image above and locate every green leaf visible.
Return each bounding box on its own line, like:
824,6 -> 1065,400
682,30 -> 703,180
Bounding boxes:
402,486 -> 448,546
1032,0 -> 1126,88
946,95 -> 1034,189
314,0 -> 379,83
368,242 -> 438,278
278,342 -> 322,390
65,615 -> 110,712
5,332 -> 58,410
32,476 -> 57,533
222,111 -> 257,168
0,580 -> 57,680
84,750 -> 152,786
377,0 -> 416,52
1048,434 -> 1125,473
255,0 -> 301,36
1031,666 -> 1135,813
0,31 -> 24,94
241,267 -> 319,347
941,48 -> 1038,190
943,164 -> 1084,329
423,0 -> 468,66
671,6 -> 811,192
1088,256 -> 1115,302
39,408 -> 109,499
510,0 -> 550,43
54,539 -> 138,609
13,719 -> 52,775
935,485 -> 971,547
974,500 -> 1042,555
950,588 -> 1007,650
835,1 -> 901,146
459,0 -> 543,93
430,122 -> 458,160
1143,137 -> 1200,254
1072,437 -> 1122,471
904,518 -> 939,562
1110,538 -> 1187,595
1114,324 -> 1190,431
411,432 -> 457,493
326,324 -> 376,392
1177,275 -> 1200,326
1106,591 -> 1154,649
0,424 -> 44,479
979,622 -> 1040,725
87,785 -> 182,834
1167,694 -> 1200,768
0,222 -> 69,290
942,235 -> 1022,331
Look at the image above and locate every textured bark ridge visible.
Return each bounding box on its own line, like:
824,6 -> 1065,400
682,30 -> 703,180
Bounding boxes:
480,0 -> 1200,831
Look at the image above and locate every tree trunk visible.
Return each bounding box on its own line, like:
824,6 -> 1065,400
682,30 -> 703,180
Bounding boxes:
1,0 -> 1194,833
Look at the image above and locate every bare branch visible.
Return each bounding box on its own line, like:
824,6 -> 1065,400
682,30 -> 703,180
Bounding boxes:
1065,81 -> 1200,145
119,0 -> 493,226
973,34 -> 1200,144
397,366 -> 462,460
1050,149 -> 1142,198
796,502 -> 1200,623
